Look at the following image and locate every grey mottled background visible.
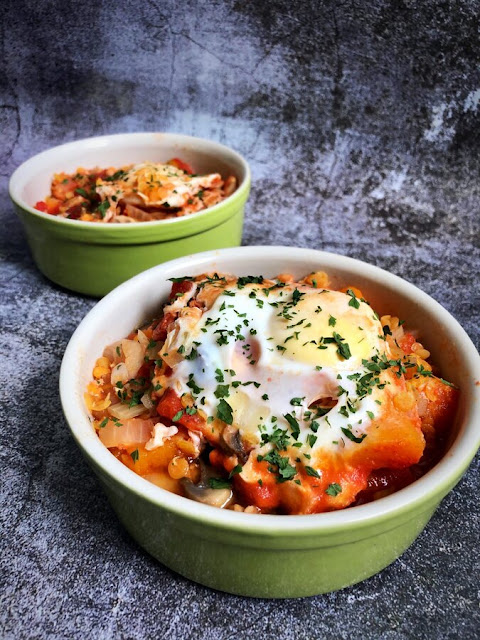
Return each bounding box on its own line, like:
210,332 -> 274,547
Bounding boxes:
1,1 -> 479,638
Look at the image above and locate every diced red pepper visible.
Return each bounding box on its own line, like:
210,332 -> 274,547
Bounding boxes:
34,201 -> 48,212
170,279 -> 194,300
398,332 -> 416,354
152,312 -> 176,342
157,388 -> 205,432
168,157 -> 195,175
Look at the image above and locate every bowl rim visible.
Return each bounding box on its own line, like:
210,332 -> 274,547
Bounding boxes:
9,131 -> 251,231
60,246 -> 480,535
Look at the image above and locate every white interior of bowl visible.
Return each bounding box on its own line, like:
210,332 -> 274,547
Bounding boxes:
9,132 -> 250,227
60,246 -> 480,532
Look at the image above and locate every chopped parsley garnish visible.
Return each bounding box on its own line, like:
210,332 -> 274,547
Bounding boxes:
344,399 -> 356,415
328,315 -> 337,326
214,384 -> 230,399
105,168 -> 128,182
346,289 -> 360,309
130,449 -> 139,463
258,451 -> 297,482
292,288 -> 305,305
168,276 -> 194,283
172,410 -> 184,422
228,464 -> 243,478
310,420 -> 320,433
290,397 -> 304,406
260,427 -> 291,450
209,478 -> 231,489
325,483 -> 342,497
237,275 -> 264,287
185,347 -> 199,360
341,427 -> 366,443
217,399 -> 233,425
74,187 -> 90,198
215,332 -> 229,346
284,413 -> 300,439
332,332 -> 352,360
287,318 -> 305,329
186,374 -> 203,395
96,200 -> 110,218
416,364 -> 433,377
439,378 -> 457,388
306,434 -> 318,448
305,466 -> 321,479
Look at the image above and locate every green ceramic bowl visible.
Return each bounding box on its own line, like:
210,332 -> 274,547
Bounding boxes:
9,133 -> 250,297
59,247 -> 480,598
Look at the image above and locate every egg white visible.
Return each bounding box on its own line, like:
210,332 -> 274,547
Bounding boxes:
97,162 -> 221,209
164,282 -> 390,466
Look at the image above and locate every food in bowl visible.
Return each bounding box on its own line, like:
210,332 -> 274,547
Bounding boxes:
85,269 -> 459,515
63,246 -> 479,597
9,133 -> 250,295
34,158 -> 237,223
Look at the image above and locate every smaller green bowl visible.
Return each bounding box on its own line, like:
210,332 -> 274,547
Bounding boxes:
9,133 -> 251,297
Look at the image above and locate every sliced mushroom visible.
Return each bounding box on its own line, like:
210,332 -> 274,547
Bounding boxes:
181,462 -> 232,508
111,215 -> 136,223
182,479 -> 232,508
221,425 -> 249,462
121,193 -> 145,207
123,203 -> 154,221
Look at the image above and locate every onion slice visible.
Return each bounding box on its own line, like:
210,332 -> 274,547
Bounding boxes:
111,362 -> 129,386
108,403 -> 149,420
98,417 -> 155,448
122,339 -> 145,378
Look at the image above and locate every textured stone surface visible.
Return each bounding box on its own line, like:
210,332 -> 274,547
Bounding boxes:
1,1 -> 479,638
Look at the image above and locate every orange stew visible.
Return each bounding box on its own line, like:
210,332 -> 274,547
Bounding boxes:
35,158 -> 237,223
85,271 -> 459,514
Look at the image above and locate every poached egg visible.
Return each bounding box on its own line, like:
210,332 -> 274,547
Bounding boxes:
162,279 -> 391,467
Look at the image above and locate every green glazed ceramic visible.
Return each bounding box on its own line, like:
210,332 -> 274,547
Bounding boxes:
60,247 -> 480,598
9,133 -> 251,297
